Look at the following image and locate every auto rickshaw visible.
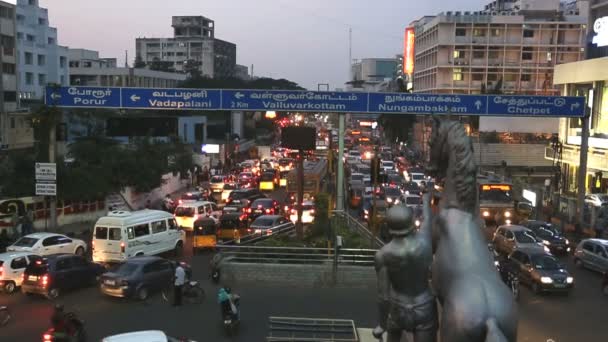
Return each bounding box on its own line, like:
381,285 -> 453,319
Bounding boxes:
217,213 -> 250,244
192,217 -> 218,253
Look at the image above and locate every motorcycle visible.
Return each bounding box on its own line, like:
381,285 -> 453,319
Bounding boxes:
0,306 -> 10,327
211,268 -> 220,284
222,295 -> 240,336
42,312 -> 86,342
488,244 -> 520,301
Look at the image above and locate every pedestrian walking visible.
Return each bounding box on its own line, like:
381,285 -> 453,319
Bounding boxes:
173,263 -> 186,306
21,209 -> 34,236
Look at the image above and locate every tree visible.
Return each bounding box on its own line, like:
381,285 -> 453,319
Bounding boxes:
179,76 -> 305,91
134,55 -> 146,68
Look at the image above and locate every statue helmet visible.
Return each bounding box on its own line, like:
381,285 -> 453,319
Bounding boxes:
386,205 -> 415,236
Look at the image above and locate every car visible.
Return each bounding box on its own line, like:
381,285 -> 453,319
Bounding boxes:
21,254 -> 105,299
174,201 -> 221,230
221,183 -> 239,204
362,199 -> 388,224
492,225 -> 549,256
585,193 -> 608,207
381,160 -> 395,172
224,189 -> 266,214
238,172 -> 256,188
102,330 -> 196,342
278,158 -> 295,172
408,172 -> 426,186
290,201 -> 315,224
574,238 -> 608,273
259,171 -> 279,191
7,233 -> 87,257
349,173 -> 365,186
398,194 -> 421,208
210,175 -> 225,194
347,150 -> 361,160
402,181 -> 420,195
247,198 -> 281,221
250,215 -> 294,236
507,248 -> 574,295
521,220 -> 571,255
0,252 -> 42,293
384,186 -> 402,206
99,256 -> 174,300
179,191 -> 205,204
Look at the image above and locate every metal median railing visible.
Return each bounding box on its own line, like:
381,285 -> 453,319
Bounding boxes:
218,222 -> 296,246
215,245 -> 377,266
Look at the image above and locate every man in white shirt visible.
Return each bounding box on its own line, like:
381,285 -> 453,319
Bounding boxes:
174,263 -> 186,306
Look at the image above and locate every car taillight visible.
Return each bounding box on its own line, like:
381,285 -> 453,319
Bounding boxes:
120,242 -> 126,253
310,209 -> 315,214
41,275 -> 48,286
265,209 -> 272,214
43,333 -> 53,341
0,266 -> 3,277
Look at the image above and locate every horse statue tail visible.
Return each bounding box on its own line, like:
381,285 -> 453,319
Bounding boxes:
484,317 -> 508,342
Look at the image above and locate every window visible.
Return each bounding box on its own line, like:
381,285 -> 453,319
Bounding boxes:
453,50 -> 465,59
83,61 -> 92,68
133,224 -> 150,238
11,256 -> 27,269
42,236 -> 59,246
487,74 -> 498,81
197,206 -> 206,215
57,237 -> 72,245
4,91 -> 16,102
168,219 -> 178,230
453,68 -> 464,81
69,61 -> 79,68
37,54 -> 46,66
473,29 -> 486,37
26,34 -> 35,42
151,220 -> 167,234
38,73 -> 46,86
582,242 -> 595,252
455,28 -> 466,36
523,29 -> 534,38
521,74 -> 531,82
24,52 -> 33,65
48,37 -> 55,45
473,51 -> 485,59
109,228 -> 121,240
16,14 -> 24,22
505,231 -> 514,240
490,29 -> 501,37
28,0 -> 37,5
25,72 -> 33,85
95,227 -> 108,239
522,52 -> 533,60
38,17 -> 45,25
60,75 -> 65,85
0,6 -> 13,19
472,73 -> 483,81
598,247 -> 608,259
3,63 -> 15,74
17,32 -> 23,40
55,258 -> 72,271
71,256 -> 87,268
10,117 -> 15,129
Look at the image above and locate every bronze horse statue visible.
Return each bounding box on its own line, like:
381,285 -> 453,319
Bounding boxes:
426,116 -> 517,342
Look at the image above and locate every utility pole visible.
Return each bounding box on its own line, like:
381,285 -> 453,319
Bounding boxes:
576,85 -> 593,225
296,149 -> 305,239
48,108 -> 58,230
371,155 -> 380,243
336,114 -> 345,211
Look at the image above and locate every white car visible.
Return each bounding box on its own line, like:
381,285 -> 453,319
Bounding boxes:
102,330 -> 196,342
174,201 -> 222,230
221,183 -> 239,203
290,201 -> 316,224
398,194 -> 422,208
0,252 -> 42,293
381,160 -> 395,172
209,175 -> 225,193
7,233 -> 87,257
408,172 -> 426,186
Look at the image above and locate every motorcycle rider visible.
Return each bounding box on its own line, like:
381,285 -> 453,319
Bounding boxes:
162,195 -> 175,212
218,286 -> 239,320
50,304 -> 74,341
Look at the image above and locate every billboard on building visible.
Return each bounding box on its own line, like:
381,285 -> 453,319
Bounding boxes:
404,27 -> 415,75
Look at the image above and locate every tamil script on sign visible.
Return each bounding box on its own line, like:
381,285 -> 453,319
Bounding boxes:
121,88 -> 221,110
222,90 -> 368,113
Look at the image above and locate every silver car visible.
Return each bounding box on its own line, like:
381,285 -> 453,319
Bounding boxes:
574,239 -> 608,273
492,225 -> 549,256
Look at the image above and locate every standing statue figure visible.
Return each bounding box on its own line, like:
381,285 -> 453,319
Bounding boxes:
426,116 -> 517,342
373,188 -> 437,342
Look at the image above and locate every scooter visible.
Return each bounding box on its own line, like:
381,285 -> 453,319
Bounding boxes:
222,296 -> 240,336
42,312 -> 86,342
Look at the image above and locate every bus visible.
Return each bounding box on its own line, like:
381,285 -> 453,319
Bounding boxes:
286,159 -> 328,201
478,178 -> 531,226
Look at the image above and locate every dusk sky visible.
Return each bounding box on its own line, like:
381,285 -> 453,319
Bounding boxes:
40,0 -> 487,90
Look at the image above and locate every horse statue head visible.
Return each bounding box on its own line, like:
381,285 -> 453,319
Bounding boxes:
426,116 -> 478,214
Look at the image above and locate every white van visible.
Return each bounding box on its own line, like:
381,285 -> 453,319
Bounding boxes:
92,210 -> 185,263
174,201 -> 222,230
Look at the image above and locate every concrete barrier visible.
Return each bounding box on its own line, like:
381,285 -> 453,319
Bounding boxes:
221,261 -> 376,289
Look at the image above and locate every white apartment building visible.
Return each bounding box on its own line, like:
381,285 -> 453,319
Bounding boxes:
16,0 -> 68,100
136,16 -> 237,79
0,0 -> 33,151
69,49 -> 187,88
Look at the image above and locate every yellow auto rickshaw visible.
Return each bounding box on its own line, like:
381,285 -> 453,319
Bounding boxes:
192,217 -> 218,253
217,213 -> 250,244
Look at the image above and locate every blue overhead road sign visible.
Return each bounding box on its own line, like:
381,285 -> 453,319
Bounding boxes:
121,88 -> 221,110
369,93 -> 487,115
221,89 -> 369,113
45,86 -> 121,108
45,86 -> 585,117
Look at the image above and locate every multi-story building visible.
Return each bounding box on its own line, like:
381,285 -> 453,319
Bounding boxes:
234,64 -> 249,80
409,0 -> 588,181
16,0 -> 68,100
347,58 -> 398,91
0,1 -> 33,151
68,49 -> 187,88
136,16 -> 236,78
548,0 -> 608,204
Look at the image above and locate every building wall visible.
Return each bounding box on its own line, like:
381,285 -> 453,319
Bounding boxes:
16,0 -> 68,100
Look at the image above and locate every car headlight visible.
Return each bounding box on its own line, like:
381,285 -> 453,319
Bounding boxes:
542,240 -> 550,246
565,239 -> 570,245
540,277 -> 553,284
566,276 -> 574,284
504,211 -> 511,218
364,209 -> 369,214
415,220 -> 421,227
494,260 -> 499,267
394,200 -> 400,204
505,219 -> 511,225
483,211 -> 490,217
543,246 -> 550,253
387,198 -> 393,203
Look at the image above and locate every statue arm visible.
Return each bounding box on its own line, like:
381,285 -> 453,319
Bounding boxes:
374,251 -> 390,334
420,191 -> 433,242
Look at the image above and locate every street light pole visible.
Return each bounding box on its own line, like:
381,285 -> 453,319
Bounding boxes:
336,114 -> 345,211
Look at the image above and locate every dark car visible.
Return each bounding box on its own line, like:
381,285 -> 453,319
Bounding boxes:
250,215 -> 295,236
507,248 -> 574,295
402,181 -> 420,195
224,189 -> 266,214
99,256 -> 174,300
521,220 -> 571,255
247,198 -> 281,221
383,186 -> 402,206
21,254 -> 105,299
